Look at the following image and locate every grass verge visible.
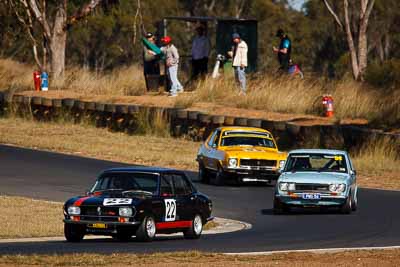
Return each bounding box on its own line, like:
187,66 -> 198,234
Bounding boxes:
0,249 -> 400,266
0,117 -> 199,171
0,196 -> 62,238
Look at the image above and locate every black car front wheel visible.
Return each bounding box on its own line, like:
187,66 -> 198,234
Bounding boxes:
64,223 -> 85,242
136,216 -> 156,242
184,214 -> 203,239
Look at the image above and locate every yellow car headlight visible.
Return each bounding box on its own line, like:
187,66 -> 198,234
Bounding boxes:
228,158 -> 238,168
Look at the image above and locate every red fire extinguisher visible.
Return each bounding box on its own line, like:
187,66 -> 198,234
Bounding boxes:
322,95 -> 334,117
33,71 -> 41,91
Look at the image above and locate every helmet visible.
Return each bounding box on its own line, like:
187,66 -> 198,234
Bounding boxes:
161,36 -> 172,44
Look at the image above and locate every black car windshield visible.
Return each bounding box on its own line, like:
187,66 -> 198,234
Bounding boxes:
284,154 -> 348,173
221,136 -> 275,148
91,172 -> 159,194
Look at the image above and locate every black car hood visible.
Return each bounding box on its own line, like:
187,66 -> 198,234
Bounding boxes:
65,192 -> 151,207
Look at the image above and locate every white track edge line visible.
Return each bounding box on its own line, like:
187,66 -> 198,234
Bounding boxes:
224,245 -> 400,255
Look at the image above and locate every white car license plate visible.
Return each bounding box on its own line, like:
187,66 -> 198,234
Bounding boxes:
302,193 -> 321,200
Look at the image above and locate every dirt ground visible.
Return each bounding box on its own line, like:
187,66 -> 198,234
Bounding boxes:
0,249 -> 400,266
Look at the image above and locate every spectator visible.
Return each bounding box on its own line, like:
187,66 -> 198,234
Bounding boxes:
191,26 -> 210,80
161,36 -> 183,97
228,33 -> 248,95
273,29 -> 292,72
143,32 -> 160,91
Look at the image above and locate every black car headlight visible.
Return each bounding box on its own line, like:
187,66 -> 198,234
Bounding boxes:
119,207 -> 133,217
67,206 -> 81,215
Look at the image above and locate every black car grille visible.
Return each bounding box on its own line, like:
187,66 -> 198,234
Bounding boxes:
295,183 -> 330,192
80,206 -> 121,222
240,159 -> 277,167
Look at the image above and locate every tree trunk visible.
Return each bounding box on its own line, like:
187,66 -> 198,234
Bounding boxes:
49,6 -> 67,79
344,0 -> 360,80
357,24 -> 368,80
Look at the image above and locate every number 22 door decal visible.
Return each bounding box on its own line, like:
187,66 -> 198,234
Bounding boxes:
164,199 -> 176,222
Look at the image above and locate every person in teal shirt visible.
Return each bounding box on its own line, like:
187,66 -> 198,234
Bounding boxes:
273,29 -> 292,72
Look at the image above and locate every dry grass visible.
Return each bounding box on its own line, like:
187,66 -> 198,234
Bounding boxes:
0,196 -> 63,238
352,137 -> 400,174
1,249 -> 400,266
0,117 -> 199,170
0,58 -> 146,96
0,116 -> 399,190
177,75 -> 400,123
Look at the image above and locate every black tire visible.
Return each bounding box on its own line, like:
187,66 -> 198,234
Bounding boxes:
184,214 -> 203,239
351,190 -> 358,212
212,167 -> 225,186
273,198 -> 289,215
135,216 -> 156,242
64,223 -> 85,242
113,228 -> 132,242
340,194 -> 353,214
198,163 -> 210,184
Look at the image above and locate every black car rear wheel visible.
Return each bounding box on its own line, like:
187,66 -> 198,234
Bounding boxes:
64,223 -> 85,242
136,216 -> 156,242
184,214 -> 203,239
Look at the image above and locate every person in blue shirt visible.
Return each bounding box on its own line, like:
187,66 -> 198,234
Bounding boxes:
273,29 -> 292,72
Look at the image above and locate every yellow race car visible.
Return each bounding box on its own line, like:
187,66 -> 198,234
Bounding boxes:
197,127 -> 287,185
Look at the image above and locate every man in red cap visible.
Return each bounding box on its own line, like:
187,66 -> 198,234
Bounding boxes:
161,36 -> 183,97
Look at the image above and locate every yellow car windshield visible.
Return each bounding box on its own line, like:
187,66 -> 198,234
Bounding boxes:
221,136 -> 275,148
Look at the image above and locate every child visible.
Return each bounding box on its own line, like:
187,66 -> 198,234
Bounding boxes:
161,36 -> 183,97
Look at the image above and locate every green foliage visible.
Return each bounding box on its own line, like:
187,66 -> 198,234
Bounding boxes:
365,59 -> 400,89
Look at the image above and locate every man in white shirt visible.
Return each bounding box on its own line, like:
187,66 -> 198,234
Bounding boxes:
228,33 -> 248,95
191,26 -> 210,80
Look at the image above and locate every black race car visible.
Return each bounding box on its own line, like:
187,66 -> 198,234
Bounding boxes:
63,167 -> 213,242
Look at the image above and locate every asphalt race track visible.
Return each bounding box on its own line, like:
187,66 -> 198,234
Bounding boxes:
1,144 -> 400,255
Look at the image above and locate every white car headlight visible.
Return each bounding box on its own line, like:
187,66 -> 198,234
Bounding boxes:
337,184 -> 346,192
119,207 -> 133,217
228,158 -> 238,168
67,206 -> 81,215
329,184 -> 346,192
279,160 -> 286,170
279,182 -> 288,191
288,183 -> 296,191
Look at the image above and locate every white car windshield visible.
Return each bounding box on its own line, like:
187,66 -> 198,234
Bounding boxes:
285,154 -> 348,173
